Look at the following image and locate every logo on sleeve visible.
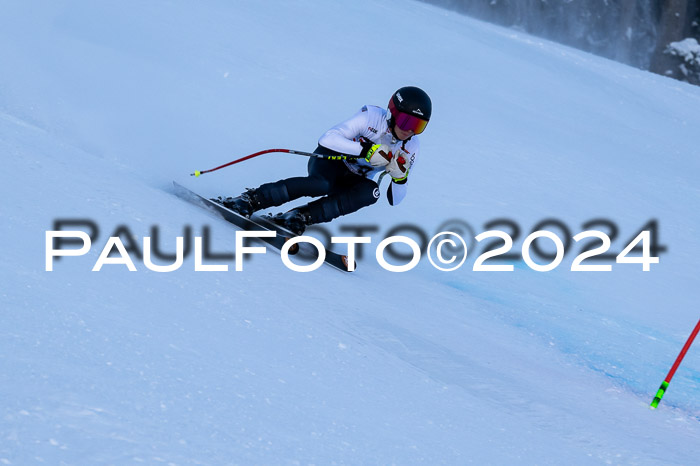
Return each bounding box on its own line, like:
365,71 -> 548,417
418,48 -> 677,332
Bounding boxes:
373,188 -> 380,199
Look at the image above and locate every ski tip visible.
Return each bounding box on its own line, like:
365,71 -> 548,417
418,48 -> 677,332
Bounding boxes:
341,255 -> 356,272
191,170 -> 202,177
283,237 -> 300,255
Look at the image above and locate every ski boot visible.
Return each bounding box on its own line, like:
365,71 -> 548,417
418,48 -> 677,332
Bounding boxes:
212,189 -> 261,218
269,207 -> 312,236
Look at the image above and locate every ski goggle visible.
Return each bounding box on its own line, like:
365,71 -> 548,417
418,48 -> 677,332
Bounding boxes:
388,99 -> 429,135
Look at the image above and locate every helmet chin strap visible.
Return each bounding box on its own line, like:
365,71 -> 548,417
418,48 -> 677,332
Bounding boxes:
389,121 -> 399,140
386,117 -> 401,140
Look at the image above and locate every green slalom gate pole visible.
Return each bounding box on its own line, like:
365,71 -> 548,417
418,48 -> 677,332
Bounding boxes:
190,149 -> 360,177
650,318 -> 700,409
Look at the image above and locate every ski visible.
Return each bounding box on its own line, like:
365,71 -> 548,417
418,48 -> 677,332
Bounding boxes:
172,182 -> 354,272
254,213 -> 356,273
173,181 -> 292,251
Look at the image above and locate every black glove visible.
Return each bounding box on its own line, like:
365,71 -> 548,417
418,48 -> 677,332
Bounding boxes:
359,138 -> 380,161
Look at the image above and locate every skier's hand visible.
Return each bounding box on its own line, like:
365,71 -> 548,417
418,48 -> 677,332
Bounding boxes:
360,139 -> 392,167
385,151 -> 410,181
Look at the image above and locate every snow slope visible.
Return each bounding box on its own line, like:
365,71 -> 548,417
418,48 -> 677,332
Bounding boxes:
2,0 -> 700,463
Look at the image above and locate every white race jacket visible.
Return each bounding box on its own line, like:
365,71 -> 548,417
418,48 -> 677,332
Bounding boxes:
317,105 -> 419,206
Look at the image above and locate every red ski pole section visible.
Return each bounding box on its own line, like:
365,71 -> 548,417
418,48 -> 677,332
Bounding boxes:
198,149 -> 290,175
191,148 -> 358,177
664,318 -> 700,383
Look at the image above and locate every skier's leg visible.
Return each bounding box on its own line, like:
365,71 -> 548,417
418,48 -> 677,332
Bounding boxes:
268,177 -> 379,234
306,177 -> 380,224
254,156 -> 344,208
219,148 -> 344,216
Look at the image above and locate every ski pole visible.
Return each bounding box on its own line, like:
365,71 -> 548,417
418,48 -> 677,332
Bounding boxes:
650,317 -> 700,409
190,149 -> 360,177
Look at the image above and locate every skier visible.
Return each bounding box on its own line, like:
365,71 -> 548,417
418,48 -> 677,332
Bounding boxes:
217,86 -> 432,235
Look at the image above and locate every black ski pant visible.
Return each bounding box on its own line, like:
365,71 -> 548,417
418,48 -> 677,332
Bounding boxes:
254,145 -> 379,224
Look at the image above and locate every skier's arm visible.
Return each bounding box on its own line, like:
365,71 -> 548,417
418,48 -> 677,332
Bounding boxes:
318,108 -> 371,155
387,179 -> 408,206
386,142 -> 418,206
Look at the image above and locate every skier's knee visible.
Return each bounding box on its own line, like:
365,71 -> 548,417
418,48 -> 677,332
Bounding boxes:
356,180 -> 380,207
256,181 -> 290,208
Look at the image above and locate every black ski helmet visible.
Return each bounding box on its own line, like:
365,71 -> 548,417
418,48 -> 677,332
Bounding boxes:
388,86 -> 432,134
